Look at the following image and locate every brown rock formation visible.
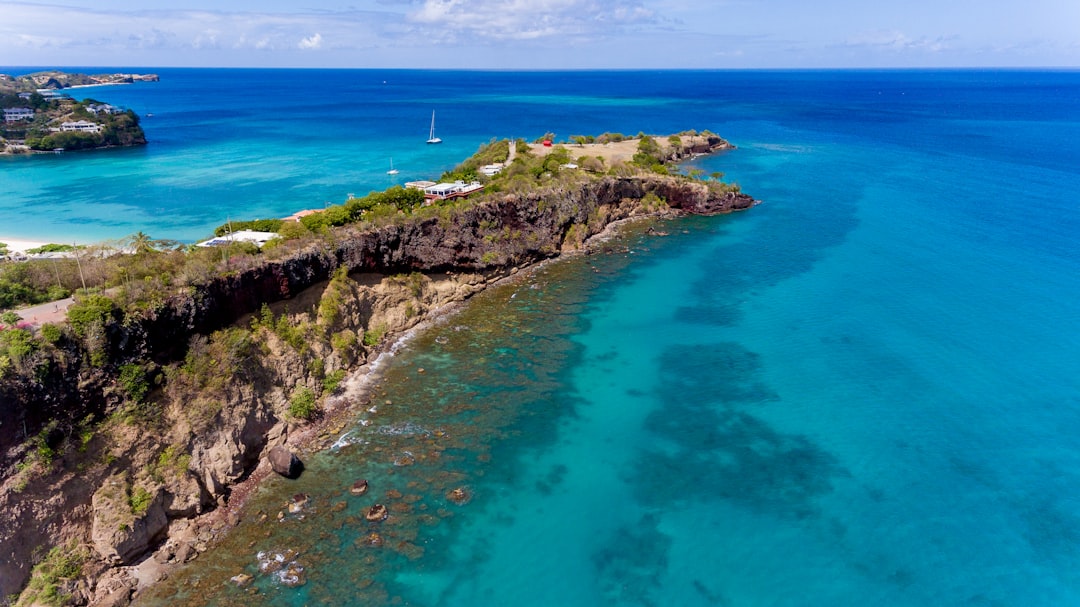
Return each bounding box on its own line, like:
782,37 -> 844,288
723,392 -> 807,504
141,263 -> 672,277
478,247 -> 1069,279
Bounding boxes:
267,446 -> 303,479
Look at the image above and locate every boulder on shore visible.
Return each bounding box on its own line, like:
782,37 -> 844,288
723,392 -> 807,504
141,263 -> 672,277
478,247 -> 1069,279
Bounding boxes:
268,446 -> 303,479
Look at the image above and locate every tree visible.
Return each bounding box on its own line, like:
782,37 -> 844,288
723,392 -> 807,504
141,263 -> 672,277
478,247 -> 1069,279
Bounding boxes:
127,231 -> 153,255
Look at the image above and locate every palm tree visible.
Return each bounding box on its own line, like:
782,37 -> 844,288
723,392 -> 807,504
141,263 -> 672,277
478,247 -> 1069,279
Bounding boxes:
126,231 -> 153,255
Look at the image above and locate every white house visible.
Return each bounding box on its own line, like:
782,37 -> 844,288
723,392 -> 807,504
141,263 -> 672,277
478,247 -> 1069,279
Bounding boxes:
195,230 -> 280,248
3,107 -> 35,123
479,164 -> 504,176
87,103 -> 120,115
422,180 -> 484,201
60,120 -> 102,133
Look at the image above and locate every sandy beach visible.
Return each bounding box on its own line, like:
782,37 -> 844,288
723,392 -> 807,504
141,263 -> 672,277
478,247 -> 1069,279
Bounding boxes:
0,237 -> 49,254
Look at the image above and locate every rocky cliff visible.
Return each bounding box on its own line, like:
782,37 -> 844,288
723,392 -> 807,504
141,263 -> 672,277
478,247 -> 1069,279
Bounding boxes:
0,173 -> 753,603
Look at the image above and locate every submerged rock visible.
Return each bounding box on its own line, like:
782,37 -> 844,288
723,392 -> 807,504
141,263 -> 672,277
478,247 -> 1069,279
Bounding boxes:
446,486 -> 472,505
350,479 -> 369,496
287,493 -> 309,514
230,573 -> 254,587
365,504 -> 389,522
358,532 -> 384,548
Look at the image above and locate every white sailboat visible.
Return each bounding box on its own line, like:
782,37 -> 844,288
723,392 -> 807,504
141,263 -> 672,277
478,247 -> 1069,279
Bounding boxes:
387,157 -> 399,175
426,110 -> 442,144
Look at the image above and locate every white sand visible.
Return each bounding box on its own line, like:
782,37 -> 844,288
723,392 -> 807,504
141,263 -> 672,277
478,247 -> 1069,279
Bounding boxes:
0,237 -> 50,253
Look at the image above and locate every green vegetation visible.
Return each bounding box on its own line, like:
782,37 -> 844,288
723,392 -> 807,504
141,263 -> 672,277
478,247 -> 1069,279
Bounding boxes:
129,485 -> 153,515
154,445 -> 192,480
362,323 -> 387,347
67,294 -> 114,337
5,96 -> 147,152
14,542 -> 87,607
118,363 -> 151,403
288,386 -> 319,421
323,368 -> 347,394
439,138 -> 510,183
25,243 -> 75,254
213,218 -> 284,236
0,260 -> 71,309
0,327 -> 37,364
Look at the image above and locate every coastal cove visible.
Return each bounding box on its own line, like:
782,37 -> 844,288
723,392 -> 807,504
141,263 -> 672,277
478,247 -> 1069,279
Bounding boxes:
3,69 -> 1080,606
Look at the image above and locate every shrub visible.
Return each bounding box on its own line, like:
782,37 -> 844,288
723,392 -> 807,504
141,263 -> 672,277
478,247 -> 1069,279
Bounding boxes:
323,368 -> 347,394
330,330 -> 359,364
118,363 -> 150,402
288,387 -> 319,421
39,323 -> 62,344
129,485 -> 153,515
0,328 -> 36,363
67,294 -> 115,338
362,324 -> 387,347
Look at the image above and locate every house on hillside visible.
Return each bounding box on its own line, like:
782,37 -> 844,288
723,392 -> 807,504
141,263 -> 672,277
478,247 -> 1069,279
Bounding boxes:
195,230 -> 280,248
87,103 -> 120,115
422,180 -> 484,202
60,120 -> 102,133
3,107 -> 35,123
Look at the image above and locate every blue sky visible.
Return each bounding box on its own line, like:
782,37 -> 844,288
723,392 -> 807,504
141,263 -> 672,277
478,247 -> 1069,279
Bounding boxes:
2,0 -> 1078,68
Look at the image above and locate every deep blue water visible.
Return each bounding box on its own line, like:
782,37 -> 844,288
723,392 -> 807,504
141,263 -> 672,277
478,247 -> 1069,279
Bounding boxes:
5,69 -> 1080,605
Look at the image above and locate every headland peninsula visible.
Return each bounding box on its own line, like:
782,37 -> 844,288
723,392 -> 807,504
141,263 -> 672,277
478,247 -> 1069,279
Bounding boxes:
1,71 -> 155,154
0,131 -> 753,606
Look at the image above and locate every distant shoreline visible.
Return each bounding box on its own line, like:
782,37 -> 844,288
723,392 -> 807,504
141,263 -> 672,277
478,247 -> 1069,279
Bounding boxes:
64,82 -> 130,90
0,237 -> 49,254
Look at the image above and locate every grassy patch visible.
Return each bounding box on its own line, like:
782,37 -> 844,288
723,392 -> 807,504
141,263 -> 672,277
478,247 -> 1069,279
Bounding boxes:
15,541 -> 86,607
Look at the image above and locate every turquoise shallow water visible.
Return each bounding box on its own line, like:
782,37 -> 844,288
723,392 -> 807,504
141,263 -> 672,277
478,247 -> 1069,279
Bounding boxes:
5,69 -> 1079,605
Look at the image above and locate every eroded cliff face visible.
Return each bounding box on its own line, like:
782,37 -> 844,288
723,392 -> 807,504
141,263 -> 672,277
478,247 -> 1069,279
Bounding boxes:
0,174 -> 754,602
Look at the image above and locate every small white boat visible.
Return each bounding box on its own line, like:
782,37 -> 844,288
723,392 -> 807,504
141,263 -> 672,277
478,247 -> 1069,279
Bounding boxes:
387,157 -> 399,175
426,110 -> 442,144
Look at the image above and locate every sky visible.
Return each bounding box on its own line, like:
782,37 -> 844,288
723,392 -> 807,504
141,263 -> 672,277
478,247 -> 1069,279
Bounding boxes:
1,0 -> 1079,69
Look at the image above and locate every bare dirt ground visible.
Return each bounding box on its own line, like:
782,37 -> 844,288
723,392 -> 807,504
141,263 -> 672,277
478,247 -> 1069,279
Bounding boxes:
525,134 -> 712,164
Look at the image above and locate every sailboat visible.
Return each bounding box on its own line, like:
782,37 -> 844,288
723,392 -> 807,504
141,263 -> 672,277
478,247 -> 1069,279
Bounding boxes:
426,110 -> 442,144
387,157 -> 399,175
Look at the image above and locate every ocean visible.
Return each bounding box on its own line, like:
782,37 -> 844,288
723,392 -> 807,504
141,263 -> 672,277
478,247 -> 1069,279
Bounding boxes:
5,68 -> 1080,605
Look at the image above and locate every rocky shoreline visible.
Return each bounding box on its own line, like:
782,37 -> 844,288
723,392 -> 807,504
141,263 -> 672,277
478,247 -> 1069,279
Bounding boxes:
118,214 -> 674,602
0,146 -> 754,605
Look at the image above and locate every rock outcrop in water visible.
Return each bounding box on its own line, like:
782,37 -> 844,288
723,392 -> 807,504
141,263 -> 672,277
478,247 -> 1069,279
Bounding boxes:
0,171 -> 753,602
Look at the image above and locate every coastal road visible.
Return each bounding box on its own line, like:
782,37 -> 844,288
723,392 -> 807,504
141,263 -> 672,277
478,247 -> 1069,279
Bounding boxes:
10,297 -> 74,327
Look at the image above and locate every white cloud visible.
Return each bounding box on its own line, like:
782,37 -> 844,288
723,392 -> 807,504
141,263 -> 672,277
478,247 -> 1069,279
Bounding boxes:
299,32 -> 323,49
407,0 -> 662,42
844,30 -> 952,53
0,2 -> 385,60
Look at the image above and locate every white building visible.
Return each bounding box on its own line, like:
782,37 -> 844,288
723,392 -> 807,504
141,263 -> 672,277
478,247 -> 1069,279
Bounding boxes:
195,230 -> 280,248
422,180 -> 485,201
87,103 -> 120,115
3,107 -> 35,123
60,120 -> 102,133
